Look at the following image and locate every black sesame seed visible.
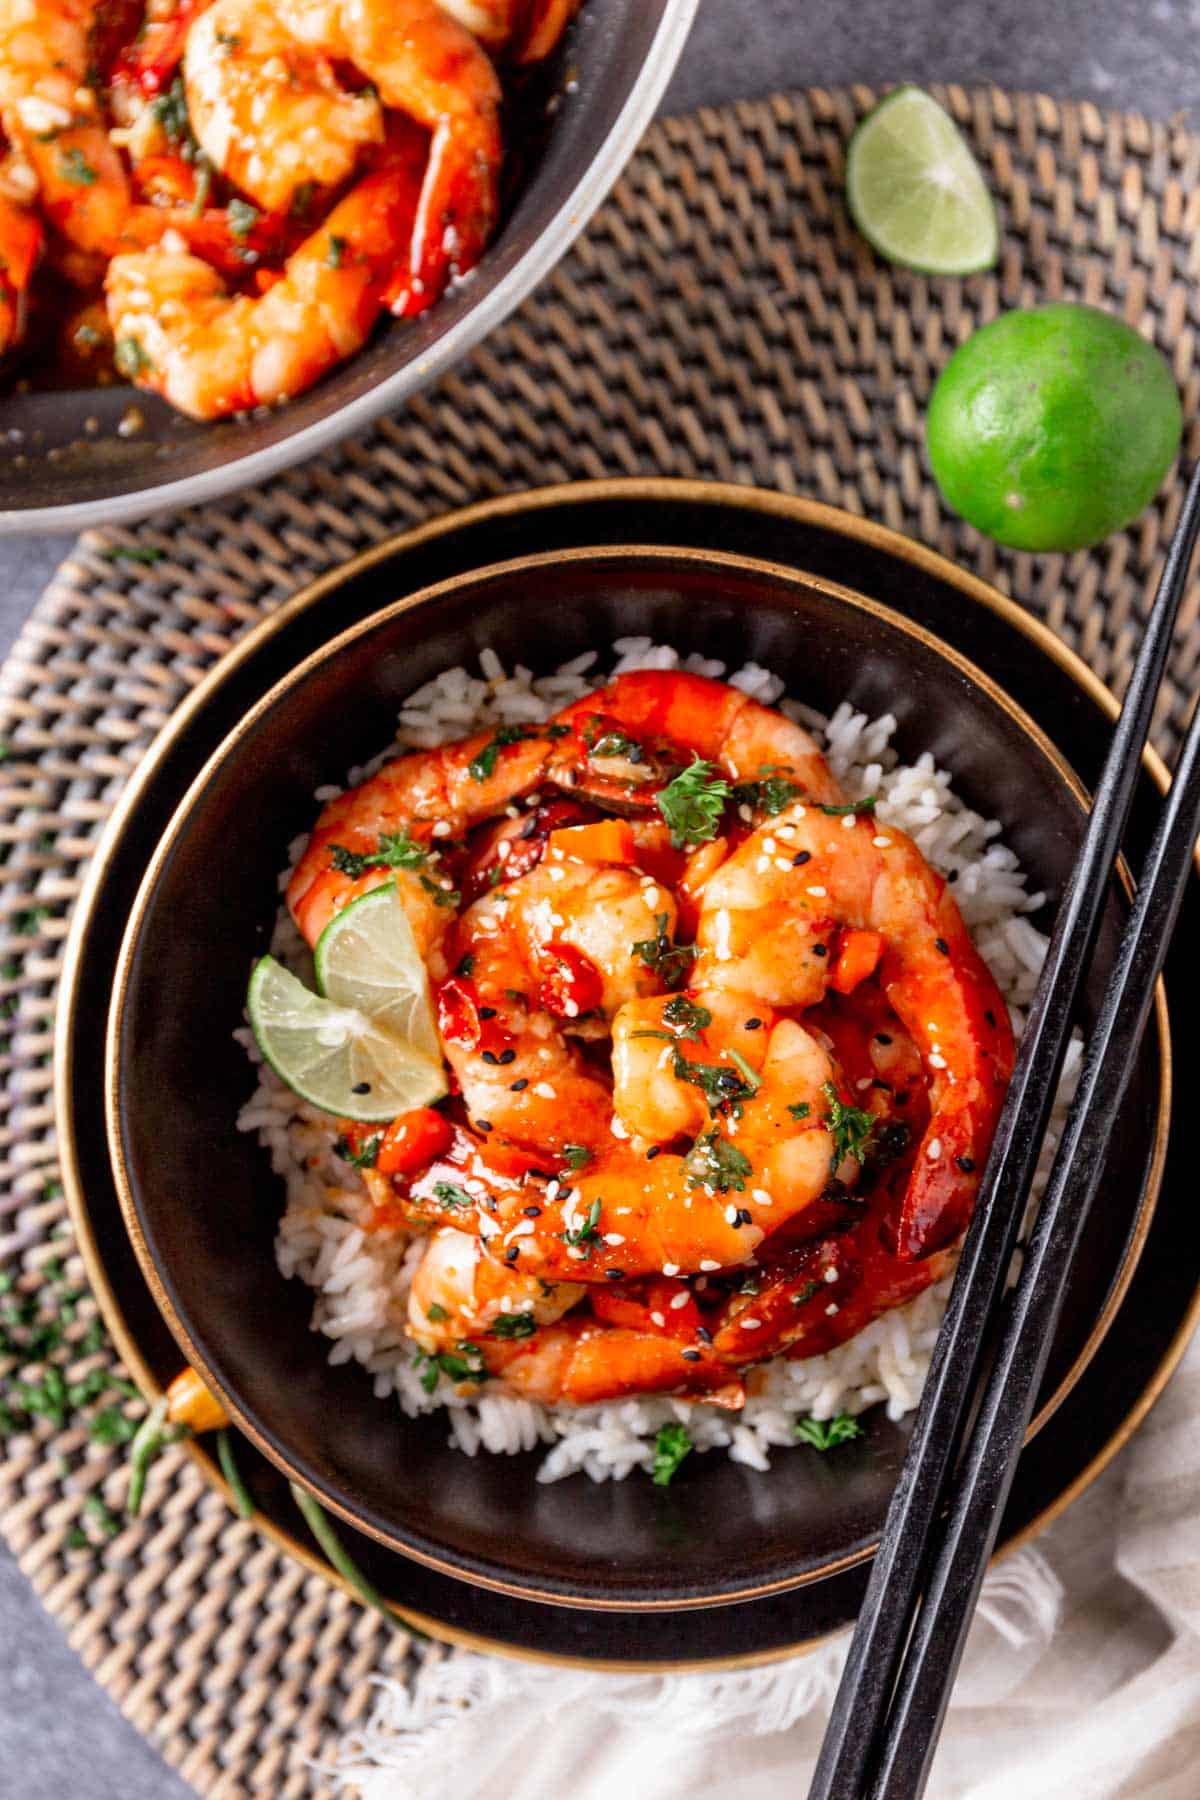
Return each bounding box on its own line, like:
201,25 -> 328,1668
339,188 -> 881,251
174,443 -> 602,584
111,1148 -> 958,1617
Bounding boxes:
934,937 -> 949,956
509,1077 -> 528,1091
737,1208 -> 753,1225
812,943 -> 827,958
481,1050 -> 499,1066
871,1078 -> 893,1092
874,1032 -> 893,1046
522,1204 -> 542,1218
947,869 -> 958,883
504,1246 -> 519,1263
680,1348 -> 701,1362
792,850 -> 812,867
498,1048 -> 517,1065
351,1081 -> 371,1094
605,1267 -> 624,1280
645,1146 -> 661,1160
744,1017 -> 762,1031
476,1120 -> 493,1132
478,1005 -> 497,1020
894,1091 -> 910,1106
695,1326 -> 713,1344
956,1155 -> 976,1173
984,1009 -> 997,1028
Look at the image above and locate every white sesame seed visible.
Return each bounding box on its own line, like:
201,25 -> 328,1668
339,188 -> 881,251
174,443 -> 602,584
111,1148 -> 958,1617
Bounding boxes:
928,1053 -> 947,1070
643,886 -> 661,907
738,804 -> 753,823
750,1188 -> 772,1207
431,820 -> 452,837
699,1258 -> 721,1272
824,1265 -> 839,1283
546,1179 -> 560,1201
533,1082 -> 556,1099
794,804 -> 807,817
610,1116 -> 629,1140
761,837 -> 777,855
873,836 -> 892,848
478,1214 -> 499,1238
740,1317 -> 762,1330
548,866 -> 564,882
856,1077 -> 873,1091
650,1311 -> 666,1327
662,1262 -> 680,1277
510,1219 -> 536,1237
496,838 -> 511,860
841,813 -> 856,829
825,1302 -> 840,1316
806,885 -> 827,898
669,1290 -> 690,1310
504,805 -> 520,819
724,1204 -> 738,1225
774,858 -> 792,872
602,1232 -> 626,1247
756,856 -> 770,874
927,1138 -> 943,1161
569,1246 -> 587,1261
563,999 -> 579,1018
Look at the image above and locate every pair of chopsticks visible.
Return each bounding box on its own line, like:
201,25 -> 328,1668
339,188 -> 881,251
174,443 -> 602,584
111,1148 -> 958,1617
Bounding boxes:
810,459 -> 1200,1800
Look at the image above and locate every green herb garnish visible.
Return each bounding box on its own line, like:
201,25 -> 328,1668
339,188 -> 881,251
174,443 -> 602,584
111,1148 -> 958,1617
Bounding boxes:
655,756 -> 732,849
413,1341 -> 487,1392
794,1412 -> 863,1450
685,1129 -> 752,1193
469,725 -> 536,783
490,1311 -> 537,1340
587,728 -> 644,761
227,197 -> 259,239
561,1196 -> 602,1251
631,912 -> 697,990
59,146 -> 97,185
651,1422 -> 693,1486
216,1428 -> 255,1518
126,1396 -> 189,1516
291,1481 -> 424,1637
817,797 -> 878,817
326,234 -> 346,268
329,830 -> 428,878
114,336 -> 152,379
432,1182 -> 473,1211
670,1049 -> 754,1115
101,545 -> 164,564
788,1100 -> 812,1120
731,774 -> 802,816
336,1133 -> 382,1170
419,873 -> 461,909
561,1145 -> 593,1170
822,1082 -> 877,1168
425,1303 -> 449,1323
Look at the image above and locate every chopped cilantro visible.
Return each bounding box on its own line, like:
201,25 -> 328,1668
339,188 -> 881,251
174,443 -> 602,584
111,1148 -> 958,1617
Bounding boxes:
731,774 -> 802,816
822,1082 -> 877,1168
651,1422 -> 693,1486
561,1196 -> 602,1250
419,873 -> 461,908
655,756 -> 732,849
58,146 -> 97,185
114,336 -> 152,379
89,1405 -> 137,1446
425,1303 -> 449,1323
789,1280 -> 820,1308
227,197 -> 259,239
290,179 -> 316,219
631,912 -> 697,989
433,1181 -> 473,1211
794,1412 -> 863,1450
329,830 -> 428,878
149,76 -> 195,152
561,1144 -> 593,1170
686,1129 -> 752,1193
326,234 -> 346,268
336,1133 -> 381,1170
817,797 -> 878,817
101,545 -> 163,564
469,725 -> 536,782
788,1100 -> 811,1121
671,1048 -> 754,1114
587,727 -> 644,761
414,1341 -> 486,1392
490,1311 -> 537,1340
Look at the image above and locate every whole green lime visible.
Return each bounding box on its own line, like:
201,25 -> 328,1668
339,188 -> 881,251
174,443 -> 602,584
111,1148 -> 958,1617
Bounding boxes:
926,303 -> 1182,552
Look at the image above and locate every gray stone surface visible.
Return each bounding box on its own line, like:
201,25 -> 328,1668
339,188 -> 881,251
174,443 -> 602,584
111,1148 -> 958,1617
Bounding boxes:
0,3 -> 1191,1794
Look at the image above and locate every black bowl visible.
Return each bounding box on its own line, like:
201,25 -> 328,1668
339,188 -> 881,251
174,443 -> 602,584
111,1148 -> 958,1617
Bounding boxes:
0,0 -> 695,534
106,542 -> 1167,1610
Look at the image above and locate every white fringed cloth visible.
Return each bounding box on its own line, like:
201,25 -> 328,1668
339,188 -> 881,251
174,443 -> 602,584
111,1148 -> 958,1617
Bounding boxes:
328,1332 -> 1200,1799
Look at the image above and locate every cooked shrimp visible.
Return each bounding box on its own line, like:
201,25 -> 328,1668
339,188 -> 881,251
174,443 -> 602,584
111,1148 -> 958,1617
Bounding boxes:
105,126 -> 430,418
694,803 -> 1015,1258
407,1224 -> 583,1350
0,0 -> 130,253
0,189 -> 40,351
482,1314 -> 743,1407
184,0 -> 501,314
440,0 -> 580,61
547,669 -> 846,812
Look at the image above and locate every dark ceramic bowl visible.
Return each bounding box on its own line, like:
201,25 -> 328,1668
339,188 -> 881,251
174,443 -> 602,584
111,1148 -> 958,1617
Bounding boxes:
0,0 -> 695,535
106,543 -> 1168,1611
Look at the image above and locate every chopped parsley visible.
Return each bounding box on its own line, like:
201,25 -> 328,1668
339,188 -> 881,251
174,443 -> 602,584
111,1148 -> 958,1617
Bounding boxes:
651,1422 -> 693,1486
671,1050 -> 755,1115
469,725 -> 536,782
114,336 -> 152,379
686,1129 -> 752,1193
817,796 -> 878,817
587,727 -> 644,761
290,179 -> 316,219
789,1280 -> 820,1308
731,774 -> 802,816
101,545 -> 163,564
58,146 -> 97,185
561,1196 -> 602,1250
822,1082 -> 877,1168
788,1100 -> 811,1121
433,1181 -> 474,1211
631,912 -> 697,989
413,1342 -> 487,1393
632,994 -> 712,1046
655,756 -> 732,849
336,1133 -> 381,1170
489,1310 -> 537,1340
425,1303 -> 449,1323
227,197 -> 259,239
329,830 -> 428,878
794,1412 -> 863,1451
326,234 -> 347,268
149,76 -> 196,153
560,1144 -> 593,1170
419,873 -> 461,908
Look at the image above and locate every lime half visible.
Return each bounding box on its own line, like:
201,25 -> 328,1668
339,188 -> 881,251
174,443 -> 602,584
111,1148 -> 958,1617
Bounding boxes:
846,87 -> 998,275
314,882 -> 441,1062
247,955 -> 445,1122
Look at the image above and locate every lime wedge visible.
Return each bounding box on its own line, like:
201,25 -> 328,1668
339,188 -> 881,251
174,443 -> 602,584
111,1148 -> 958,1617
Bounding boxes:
314,882 -> 441,1062
247,955 -> 445,1122
845,86 -> 998,276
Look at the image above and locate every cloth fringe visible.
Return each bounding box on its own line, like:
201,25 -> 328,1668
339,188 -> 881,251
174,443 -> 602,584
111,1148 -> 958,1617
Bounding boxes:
328,1548 -> 1062,1798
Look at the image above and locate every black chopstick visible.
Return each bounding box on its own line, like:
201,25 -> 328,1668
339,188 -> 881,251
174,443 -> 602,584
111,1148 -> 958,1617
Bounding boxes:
868,623 -> 1200,1797
809,457 -> 1200,1800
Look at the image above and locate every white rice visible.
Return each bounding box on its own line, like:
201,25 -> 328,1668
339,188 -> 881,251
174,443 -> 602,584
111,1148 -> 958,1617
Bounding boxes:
237,640 -> 1079,1484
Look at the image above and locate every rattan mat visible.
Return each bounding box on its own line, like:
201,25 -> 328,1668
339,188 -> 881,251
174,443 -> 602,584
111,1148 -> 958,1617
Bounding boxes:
3,84 -> 1200,1799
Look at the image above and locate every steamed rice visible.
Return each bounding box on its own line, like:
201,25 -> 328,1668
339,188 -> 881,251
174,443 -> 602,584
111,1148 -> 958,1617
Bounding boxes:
237,639 -> 1078,1484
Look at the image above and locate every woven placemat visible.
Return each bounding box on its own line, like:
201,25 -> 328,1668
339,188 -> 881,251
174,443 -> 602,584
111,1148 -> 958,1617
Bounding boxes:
3,83 -> 1200,1798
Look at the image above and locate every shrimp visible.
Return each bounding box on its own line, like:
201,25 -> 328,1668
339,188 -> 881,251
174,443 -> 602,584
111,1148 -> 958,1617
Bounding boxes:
407,1224 -> 583,1349
439,0 -> 580,61
693,803 -> 1015,1259
104,124 -> 430,418
547,669 -> 846,812
0,0 -> 131,253
484,1315 -> 743,1407
0,189 -> 40,352
184,0 -> 501,315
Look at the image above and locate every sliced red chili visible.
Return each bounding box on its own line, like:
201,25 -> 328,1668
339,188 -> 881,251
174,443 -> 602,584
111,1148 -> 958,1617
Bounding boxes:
376,1107 -> 454,1178
536,940 -> 604,1018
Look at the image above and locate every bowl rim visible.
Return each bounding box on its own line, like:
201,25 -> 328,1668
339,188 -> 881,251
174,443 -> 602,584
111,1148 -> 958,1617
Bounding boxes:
101,536 -> 1171,1609
0,0 -> 699,537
